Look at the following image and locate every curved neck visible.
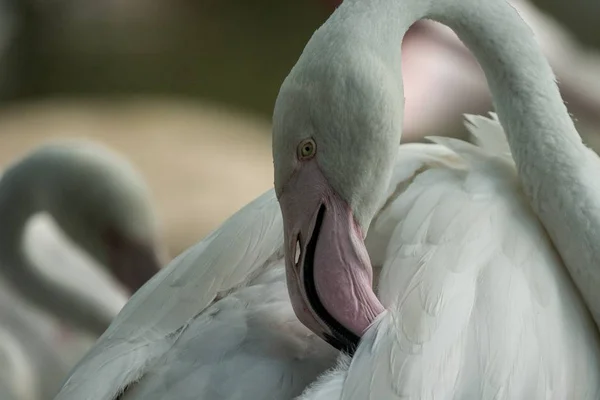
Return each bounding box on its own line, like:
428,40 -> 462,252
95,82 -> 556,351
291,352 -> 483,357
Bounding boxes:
330,0 -> 600,325
0,289 -> 69,400
0,175 -> 114,337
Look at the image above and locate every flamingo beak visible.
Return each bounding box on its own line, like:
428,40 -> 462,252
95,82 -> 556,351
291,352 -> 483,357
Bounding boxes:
278,162 -> 385,354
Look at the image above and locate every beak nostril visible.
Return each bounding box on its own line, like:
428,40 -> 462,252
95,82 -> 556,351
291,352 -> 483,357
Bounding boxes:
295,234 -> 302,267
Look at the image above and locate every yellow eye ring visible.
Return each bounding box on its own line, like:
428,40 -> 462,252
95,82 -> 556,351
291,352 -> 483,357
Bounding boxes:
297,138 -> 316,160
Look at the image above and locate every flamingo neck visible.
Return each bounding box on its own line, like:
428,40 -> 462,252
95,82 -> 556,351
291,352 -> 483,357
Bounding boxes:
0,170 -> 113,337
328,0 -> 600,327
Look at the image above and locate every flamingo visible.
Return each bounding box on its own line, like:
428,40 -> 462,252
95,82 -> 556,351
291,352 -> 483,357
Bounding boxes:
0,140 -> 165,399
56,0 -> 600,398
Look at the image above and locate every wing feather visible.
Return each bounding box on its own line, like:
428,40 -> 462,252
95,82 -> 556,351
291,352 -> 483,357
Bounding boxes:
56,189 -> 284,400
121,264 -> 336,400
299,115 -> 600,399
345,117 -> 600,399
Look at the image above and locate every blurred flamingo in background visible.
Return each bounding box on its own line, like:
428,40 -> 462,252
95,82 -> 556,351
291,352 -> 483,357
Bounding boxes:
0,99 -> 275,257
0,141 -> 166,399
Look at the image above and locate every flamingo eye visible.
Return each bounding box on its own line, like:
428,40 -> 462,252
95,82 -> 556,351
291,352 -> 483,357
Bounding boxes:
297,138 -> 316,160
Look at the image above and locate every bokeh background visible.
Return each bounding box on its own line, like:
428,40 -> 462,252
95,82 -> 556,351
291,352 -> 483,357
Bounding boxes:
1,0 -> 599,258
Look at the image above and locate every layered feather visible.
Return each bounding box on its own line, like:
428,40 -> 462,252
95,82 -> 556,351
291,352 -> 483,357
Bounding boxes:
302,114 -> 600,399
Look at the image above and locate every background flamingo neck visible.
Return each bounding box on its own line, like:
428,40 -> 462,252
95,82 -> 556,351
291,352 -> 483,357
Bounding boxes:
0,169 -> 114,337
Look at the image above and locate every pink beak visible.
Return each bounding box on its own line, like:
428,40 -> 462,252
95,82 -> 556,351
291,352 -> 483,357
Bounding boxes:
278,161 -> 384,354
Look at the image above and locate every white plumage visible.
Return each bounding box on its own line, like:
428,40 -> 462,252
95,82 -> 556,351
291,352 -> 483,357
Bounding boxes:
56,115 -> 600,399
56,189 -> 288,400
318,115 -> 600,398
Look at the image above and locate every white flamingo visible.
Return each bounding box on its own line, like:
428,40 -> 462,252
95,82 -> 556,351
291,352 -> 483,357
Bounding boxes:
0,141 -> 165,399
55,0 -> 600,398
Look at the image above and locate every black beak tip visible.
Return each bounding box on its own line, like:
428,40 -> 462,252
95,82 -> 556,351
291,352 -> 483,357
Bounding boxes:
324,333 -> 358,357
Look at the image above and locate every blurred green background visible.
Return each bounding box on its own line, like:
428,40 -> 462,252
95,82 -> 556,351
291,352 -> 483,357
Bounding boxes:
4,0 -> 330,115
